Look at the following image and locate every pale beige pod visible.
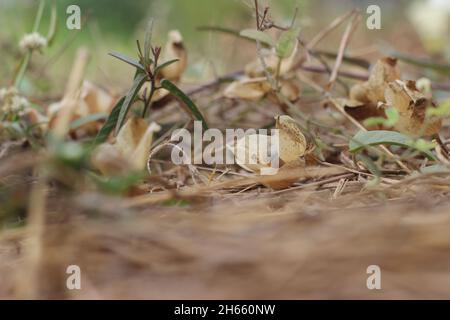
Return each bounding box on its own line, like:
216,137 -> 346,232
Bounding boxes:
275,115 -> 308,163
223,77 -> 271,101
159,30 -> 187,82
228,133 -> 278,174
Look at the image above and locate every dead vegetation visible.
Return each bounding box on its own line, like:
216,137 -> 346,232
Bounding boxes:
0,0 -> 450,299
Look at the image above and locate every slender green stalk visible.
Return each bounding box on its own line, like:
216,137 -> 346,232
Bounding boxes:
274,57 -> 282,91
33,0 -> 46,32
14,0 -> 46,89
14,51 -> 32,88
142,77 -> 156,118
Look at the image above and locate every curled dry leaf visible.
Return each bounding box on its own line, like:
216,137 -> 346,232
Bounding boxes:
48,81 -> 116,137
349,56 -> 401,103
223,36 -> 301,103
384,80 -> 441,136
224,77 -> 301,102
223,77 -> 271,101
335,98 -> 385,124
277,79 -> 301,102
257,159 -> 305,190
344,57 -> 401,121
92,117 -> 161,175
91,143 -> 129,176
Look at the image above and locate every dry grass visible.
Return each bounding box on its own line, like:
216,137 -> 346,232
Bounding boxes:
1,165 -> 449,299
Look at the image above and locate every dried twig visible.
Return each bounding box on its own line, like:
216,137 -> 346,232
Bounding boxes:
52,48 -> 91,138
14,172 -> 47,299
327,11 -> 361,92
306,9 -> 357,50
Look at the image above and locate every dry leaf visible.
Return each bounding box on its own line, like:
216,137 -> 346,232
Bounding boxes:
345,57 -> 401,121
257,159 -> 305,190
224,77 -> 301,102
223,77 -> 272,101
364,56 -> 401,103
91,143 -> 129,176
81,81 -> 116,114
384,80 -> 441,136
224,38 -> 300,103
278,79 -> 301,102
349,83 -> 371,104
48,81 -> 116,137
335,98 -> 384,124
349,57 -> 401,104
92,117 -> 161,175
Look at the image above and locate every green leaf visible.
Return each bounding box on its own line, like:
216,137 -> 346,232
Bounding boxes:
70,112 -> 108,130
239,29 -> 275,47
349,130 -> 436,160
160,79 -> 208,130
53,140 -> 88,169
154,59 -> 179,76
89,171 -> 144,195
46,0 -> 58,45
33,0 -> 46,33
115,72 -> 147,135
144,19 -> 154,66
413,138 -> 437,154
355,154 -> 381,177
384,107 -> 399,126
109,52 -> 145,71
93,96 -> 125,145
427,99 -> 450,118
363,107 -> 399,128
363,117 -> 386,127
276,27 -> 300,58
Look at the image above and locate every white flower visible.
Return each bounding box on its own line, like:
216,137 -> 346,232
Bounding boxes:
0,87 -> 29,113
19,32 -> 48,51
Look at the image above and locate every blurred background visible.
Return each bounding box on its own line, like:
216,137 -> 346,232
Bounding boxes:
0,0 -> 449,97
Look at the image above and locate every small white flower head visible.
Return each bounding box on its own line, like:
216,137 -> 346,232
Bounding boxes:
19,32 -> 48,52
0,87 -> 29,113
0,87 -> 18,102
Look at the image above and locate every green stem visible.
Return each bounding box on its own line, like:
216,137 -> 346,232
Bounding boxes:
14,0 -> 46,89
275,56 -> 282,91
33,0 -> 46,32
142,77 -> 156,118
14,51 -> 32,89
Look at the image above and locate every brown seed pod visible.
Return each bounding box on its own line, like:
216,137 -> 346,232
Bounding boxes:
384,80 -> 442,137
